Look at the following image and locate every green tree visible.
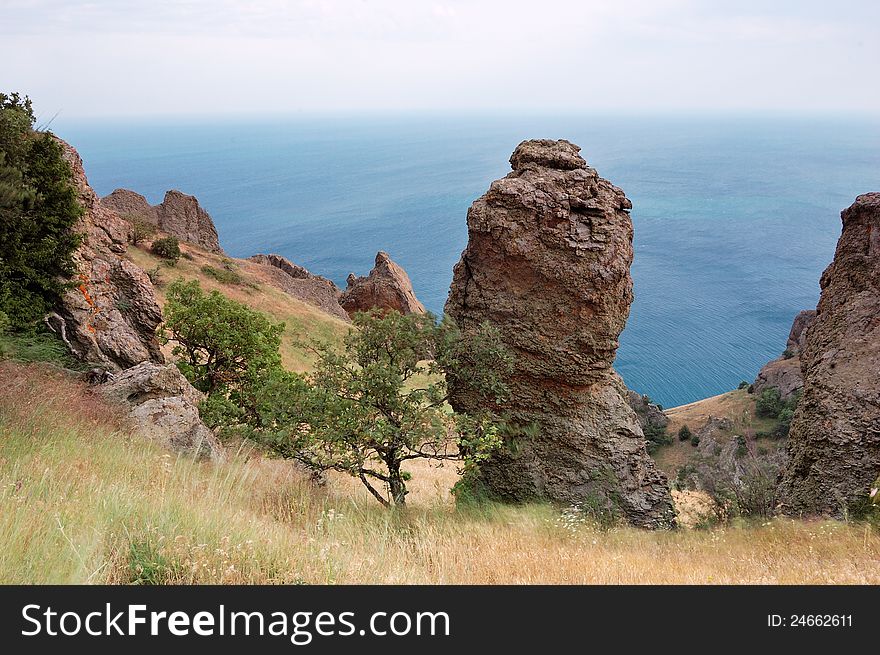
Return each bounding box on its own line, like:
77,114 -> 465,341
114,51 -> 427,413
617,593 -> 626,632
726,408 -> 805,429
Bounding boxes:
755,387 -> 784,418
0,92 -> 82,327
160,279 -> 284,395
262,310 -> 512,507
678,424 -> 692,441
151,236 -> 181,265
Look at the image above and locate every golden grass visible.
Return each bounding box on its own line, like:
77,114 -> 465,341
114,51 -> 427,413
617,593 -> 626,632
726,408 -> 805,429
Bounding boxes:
2,362 -> 879,585
126,243 -> 350,372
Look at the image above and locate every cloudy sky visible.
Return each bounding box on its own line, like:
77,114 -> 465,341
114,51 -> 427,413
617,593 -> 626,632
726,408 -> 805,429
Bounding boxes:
2,0 -> 878,118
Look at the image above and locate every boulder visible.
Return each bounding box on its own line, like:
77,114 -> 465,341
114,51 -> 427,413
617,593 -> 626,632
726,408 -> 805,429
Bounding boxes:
247,254 -> 349,321
777,193 -> 880,516
339,251 -> 426,318
626,389 -> 669,430
98,361 -> 223,460
47,139 -> 164,370
445,139 -> 675,529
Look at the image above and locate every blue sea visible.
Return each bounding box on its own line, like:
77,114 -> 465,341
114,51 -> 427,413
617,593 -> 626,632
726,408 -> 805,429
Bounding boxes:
55,114 -> 880,408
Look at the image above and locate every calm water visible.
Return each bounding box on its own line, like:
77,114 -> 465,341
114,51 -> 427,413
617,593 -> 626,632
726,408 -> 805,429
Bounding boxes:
55,114 -> 880,407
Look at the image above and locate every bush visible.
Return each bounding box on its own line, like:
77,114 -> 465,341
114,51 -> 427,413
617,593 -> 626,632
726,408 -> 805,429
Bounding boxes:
678,424 -> 692,441
690,434 -> 700,447
201,264 -> 243,285
125,215 -> 157,245
1,92 -> 83,328
782,349 -> 795,360
644,422 -> 672,454
737,380 -> 750,390
151,236 -> 181,265
755,387 -> 783,418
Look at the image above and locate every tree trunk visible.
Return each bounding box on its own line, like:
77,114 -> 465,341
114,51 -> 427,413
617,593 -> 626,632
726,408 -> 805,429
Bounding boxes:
387,460 -> 407,507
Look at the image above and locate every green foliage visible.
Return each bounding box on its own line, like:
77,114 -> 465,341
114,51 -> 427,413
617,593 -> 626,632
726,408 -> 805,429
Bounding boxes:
0,91 -> 83,328
644,422 -> 671,454
201,264 -> 243,285
755,387 -> 784,418
145,266 -> 163,287
738,380 -> 750,390
0,324 -> 85,369
126,538 -> 181,585
160,279 -> 284,396
678,424 -> 692,441
781,349 -> 795,360
261,310 -> 513,507
151,236 -> 181,265
690,434 -> 700,447
735,435 -> 748,458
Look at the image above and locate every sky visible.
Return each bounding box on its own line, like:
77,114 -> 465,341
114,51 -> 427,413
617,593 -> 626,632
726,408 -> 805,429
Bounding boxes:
2,0 -> 878,119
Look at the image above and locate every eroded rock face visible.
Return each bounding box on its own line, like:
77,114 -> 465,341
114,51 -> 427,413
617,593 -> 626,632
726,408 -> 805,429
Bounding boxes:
99,362 -> 223,460
48,139 -> 164,370
100,188 -> 223,253
445,139 -> 675,529
752,310 -> 817,400
626,390 -> 669,431
339,251 -> 426,318
247,254 -> 349,321
777,193 -> 880,516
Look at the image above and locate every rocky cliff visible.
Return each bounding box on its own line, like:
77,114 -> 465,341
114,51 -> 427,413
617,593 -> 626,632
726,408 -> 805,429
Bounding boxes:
47,139 -> 164,370
339,251 -> 426,318
777,193 -> 880,516
102,188 -> 223,253
752,309 -> 816,400
445,139 -> 675,529
248,253 -> 349,321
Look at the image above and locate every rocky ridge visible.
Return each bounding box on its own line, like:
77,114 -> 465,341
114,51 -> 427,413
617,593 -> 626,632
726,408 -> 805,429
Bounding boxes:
339,251 -> 426,318
752,309 -> 816,400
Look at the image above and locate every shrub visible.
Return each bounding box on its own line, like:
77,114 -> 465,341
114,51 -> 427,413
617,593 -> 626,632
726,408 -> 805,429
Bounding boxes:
151,236 -> 181,265
755,387 -> 783,418
644,422 -> 672,454
782,349 -> 795,360
201,264 -> 243,285
125,215 -> 157,245
1,92 -> 83,328
678,424 -> 692,441
737,380 -> 750,390
690,434 -> 700,447
735,435 -> 748,458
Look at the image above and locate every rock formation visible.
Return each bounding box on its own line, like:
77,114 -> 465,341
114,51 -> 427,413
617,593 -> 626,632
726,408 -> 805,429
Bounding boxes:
47,139 -> 164,370
248,253 -> 349,321
777,193 -> 880,516
339,251 -> 426,318
752,310 -> 816,400
101,188 -> 223,253
98,362 -> 223,460
626,389 -> 669,431
445,139 -> 675,529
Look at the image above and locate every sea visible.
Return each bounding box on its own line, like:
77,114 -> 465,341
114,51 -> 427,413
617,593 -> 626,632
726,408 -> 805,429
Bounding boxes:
54,113 -> 880,408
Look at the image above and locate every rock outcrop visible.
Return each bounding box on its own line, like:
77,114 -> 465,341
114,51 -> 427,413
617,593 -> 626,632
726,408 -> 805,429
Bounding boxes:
752,310 -> 816,400
626,390 -> 669,431
47,139 -> 164,370
777,193 -> 880,516
445,139 -> 675,529
248,254 -> 349,321
98,362 -> 223,460
101,188 -> 223,253
339,251 -> 426,318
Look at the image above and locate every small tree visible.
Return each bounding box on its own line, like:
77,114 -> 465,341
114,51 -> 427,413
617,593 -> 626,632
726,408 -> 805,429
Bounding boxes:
160,279 -> 284,395
263,310 -> 512,507
151,236 -> 181,265
678,424 -> 692,441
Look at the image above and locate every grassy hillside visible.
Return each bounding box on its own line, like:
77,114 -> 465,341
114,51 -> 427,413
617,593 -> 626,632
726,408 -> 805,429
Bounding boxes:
652,389 -> 787,477
125,243 -> 350,372
2,361 -> 878,584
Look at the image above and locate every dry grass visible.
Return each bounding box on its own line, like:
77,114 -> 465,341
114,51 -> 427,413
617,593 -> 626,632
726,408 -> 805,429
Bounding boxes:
2,362 -> 878,585
654,390 -> 784,476
126,243 -> 350,371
